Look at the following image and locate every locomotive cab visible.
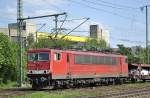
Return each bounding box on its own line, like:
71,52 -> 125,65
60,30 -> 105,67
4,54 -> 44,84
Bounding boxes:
27,49 -> 51,89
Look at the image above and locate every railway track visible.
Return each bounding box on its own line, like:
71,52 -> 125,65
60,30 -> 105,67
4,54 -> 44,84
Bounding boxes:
1,83 -> 150,98
82,87 -> 150,98
0,88 -> 34,98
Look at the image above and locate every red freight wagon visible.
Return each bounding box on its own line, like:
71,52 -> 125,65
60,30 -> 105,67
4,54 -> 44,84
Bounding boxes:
27,49 -> 128,89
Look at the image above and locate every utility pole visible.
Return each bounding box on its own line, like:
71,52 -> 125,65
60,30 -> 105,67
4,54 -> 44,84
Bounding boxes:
17,0 -> 66,87
146,6 -> 149,64
141,5 -> 150,64
17,0 -> 23,87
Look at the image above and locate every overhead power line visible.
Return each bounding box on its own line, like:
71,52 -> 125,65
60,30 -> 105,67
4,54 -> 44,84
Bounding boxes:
60,18 -> 89,39
110,37 -> 145,44
49,3 -> 64,12
59,17 -> 89,22
82,0 -> 137,10
67,0 -> 145,25
95,0 -> 138,10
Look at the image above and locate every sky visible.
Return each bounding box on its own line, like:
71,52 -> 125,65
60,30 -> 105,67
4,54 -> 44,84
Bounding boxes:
0,0 -> 150,47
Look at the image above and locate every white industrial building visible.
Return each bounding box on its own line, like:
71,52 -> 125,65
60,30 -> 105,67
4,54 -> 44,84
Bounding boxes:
0,22 -> 110,46
90,25 -> 110,45
0,21 -> 36,43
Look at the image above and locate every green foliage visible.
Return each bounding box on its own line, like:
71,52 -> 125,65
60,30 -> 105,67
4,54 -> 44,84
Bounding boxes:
29,36 -> 108,51
84,38 -> 107,50
13,89 -> 102,98
0,33 -> 18,83
117,44 -> 136,64
117,44 -> 149,64
0,82 -> 17,89
32,37 -> 74,49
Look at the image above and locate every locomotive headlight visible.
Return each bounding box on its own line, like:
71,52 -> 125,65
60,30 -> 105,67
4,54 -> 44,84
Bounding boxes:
27,70 -> 32,74
44,70 -> 50,74
28,70 -> 50,74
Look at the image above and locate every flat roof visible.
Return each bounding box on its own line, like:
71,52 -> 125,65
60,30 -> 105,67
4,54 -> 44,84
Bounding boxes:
28,48 -> 125,57
37,32 -> 88,42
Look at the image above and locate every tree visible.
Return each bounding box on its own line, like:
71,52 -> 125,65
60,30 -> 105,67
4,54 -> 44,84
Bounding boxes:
84,38 -> 107,51
32,37 -> 74,49
0,33 -> 18,83
117,44 -> 144,64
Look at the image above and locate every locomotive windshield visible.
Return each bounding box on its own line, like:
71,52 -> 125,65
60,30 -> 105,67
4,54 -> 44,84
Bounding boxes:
28,53 -> 49,61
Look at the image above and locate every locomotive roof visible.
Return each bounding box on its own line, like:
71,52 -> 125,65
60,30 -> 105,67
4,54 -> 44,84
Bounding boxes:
28,48 -> 126,57
28,48 -> 51,52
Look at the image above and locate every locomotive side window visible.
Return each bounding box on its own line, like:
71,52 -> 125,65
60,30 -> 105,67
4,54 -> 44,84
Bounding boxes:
104,56 -> 112,65
54,53 -> 61,61
98,56 -> 104,64
85,55 -> 92,64
92,56 -> 97,64
112,57 -> 117,65
75,55 -> 83,64
75,54 -> 117,65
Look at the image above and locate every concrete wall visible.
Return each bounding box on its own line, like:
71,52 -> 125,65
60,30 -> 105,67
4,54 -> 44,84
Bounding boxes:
8,21 -> 36,42
90,25 -> 109,45
0,28 -> 9,36
0,21 -> 36,43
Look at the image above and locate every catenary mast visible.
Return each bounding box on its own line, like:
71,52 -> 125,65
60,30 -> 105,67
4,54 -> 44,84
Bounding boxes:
17,0 -> 23,87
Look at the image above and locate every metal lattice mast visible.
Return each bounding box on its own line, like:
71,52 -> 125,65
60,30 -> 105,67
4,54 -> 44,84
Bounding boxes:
141,5 -> 150,64
17,0 -> 23,87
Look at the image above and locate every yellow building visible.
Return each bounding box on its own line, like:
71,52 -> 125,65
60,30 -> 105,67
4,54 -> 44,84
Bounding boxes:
37,32 -> 88,43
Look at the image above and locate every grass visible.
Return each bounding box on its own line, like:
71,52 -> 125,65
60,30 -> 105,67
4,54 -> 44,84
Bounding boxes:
6,82 -> 150,98
12,88 -> 101,98
0,82 -> 17,89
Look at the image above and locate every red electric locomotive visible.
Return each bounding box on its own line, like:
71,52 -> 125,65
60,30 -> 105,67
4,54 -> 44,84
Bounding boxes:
27,48 -> 128,89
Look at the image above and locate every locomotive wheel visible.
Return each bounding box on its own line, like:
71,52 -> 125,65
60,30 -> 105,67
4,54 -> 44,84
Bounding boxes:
142,79 -> 146,82
32,83 -> 40,90
131,78 -> 137,83
115,78 -> 121,85
112,79 -> 115,85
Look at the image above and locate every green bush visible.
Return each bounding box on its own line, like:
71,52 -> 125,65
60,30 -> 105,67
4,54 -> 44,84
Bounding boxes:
0,33 -> 18,83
